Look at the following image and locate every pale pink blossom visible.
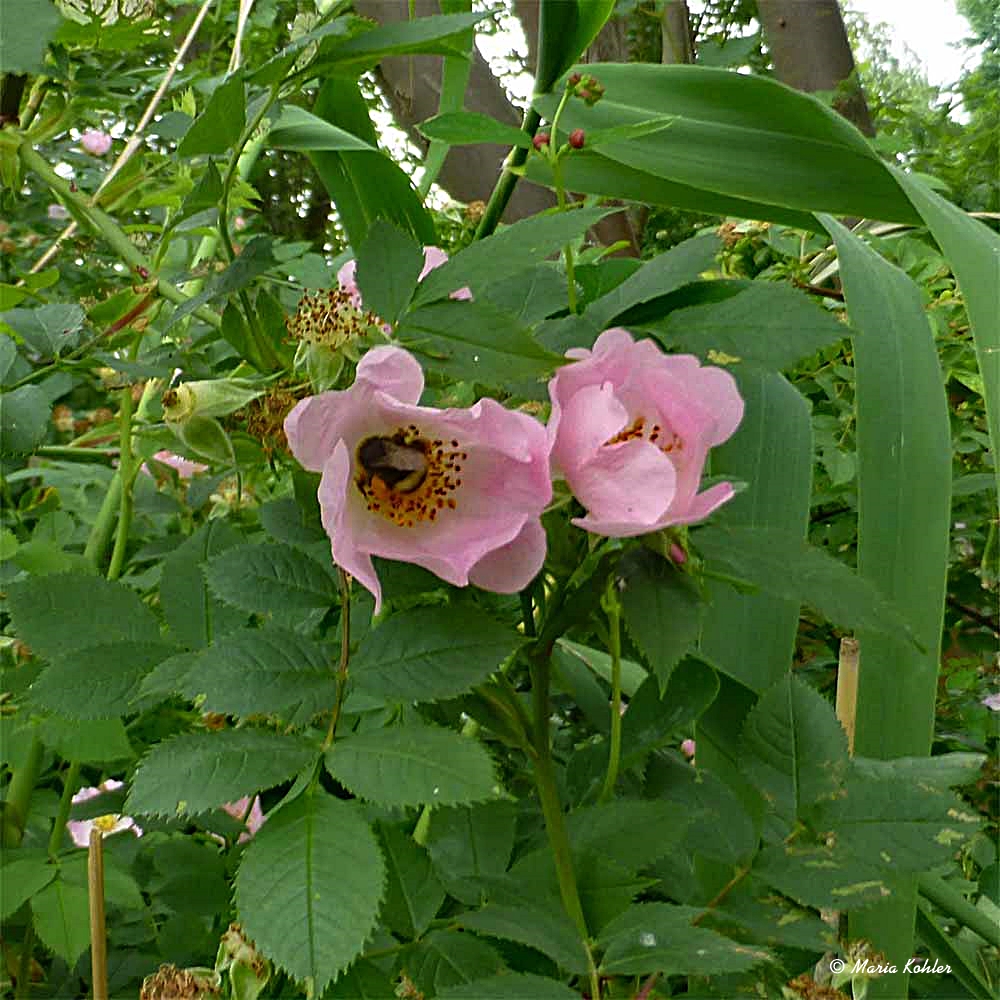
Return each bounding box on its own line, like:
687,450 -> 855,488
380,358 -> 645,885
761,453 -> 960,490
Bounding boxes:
680,738 -> 696,759
47,203 -> 70,220
80,129 -> 112,156
547,328 -> 744,537
982,692 -> 1000,712
337,246 -> 472,312
222,796 -> 266,843
147,450 -> 209,479
285,346 -> 550,611
67,779 -> 142,847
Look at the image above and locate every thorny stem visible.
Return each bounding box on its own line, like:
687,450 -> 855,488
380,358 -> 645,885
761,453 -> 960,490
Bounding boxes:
544,83 -> 579,312
598,580 -> 623,803
528,651 -> 602,999
323,570 -> 353,750
84,473 -> 123,570
47,760 -> 81,856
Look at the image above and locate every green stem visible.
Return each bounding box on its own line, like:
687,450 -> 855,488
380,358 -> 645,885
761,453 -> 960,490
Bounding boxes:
19,76 -> 50,131
17,143 -> 221,328
545,84 -> 578,311
83,472 -> 122,571
48,760 -> 81,856
34,446 -> 117,464
528,652 -> 601,999
322,570 -> 352,750
598,582 -> 623,803
1,727 -> 43,848
474,106 -> 542,241
106,381 -> 136,582
918,873 -> 1000,949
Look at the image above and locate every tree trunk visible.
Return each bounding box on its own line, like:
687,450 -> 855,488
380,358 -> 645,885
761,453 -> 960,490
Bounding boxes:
661,1 -> 694,65
757,0 -> 875,136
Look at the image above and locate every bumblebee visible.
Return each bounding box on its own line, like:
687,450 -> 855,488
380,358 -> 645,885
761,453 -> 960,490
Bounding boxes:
357,435 -> 429,496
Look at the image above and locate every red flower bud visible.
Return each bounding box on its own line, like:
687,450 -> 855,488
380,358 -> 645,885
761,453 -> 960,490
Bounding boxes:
532,133 -> 550,150
568,73 -> 582,87
568,129 -> 585,149
577,89 -> 592,102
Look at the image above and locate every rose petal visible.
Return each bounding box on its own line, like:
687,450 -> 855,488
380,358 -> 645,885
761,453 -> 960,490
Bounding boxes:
469,519 -> 547,593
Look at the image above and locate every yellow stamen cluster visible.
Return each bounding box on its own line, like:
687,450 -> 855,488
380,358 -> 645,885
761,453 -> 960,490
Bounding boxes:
356,425 -> 468,528
605,416 -> 683,453
238,386 -> 303,457
285,288 -> 380,351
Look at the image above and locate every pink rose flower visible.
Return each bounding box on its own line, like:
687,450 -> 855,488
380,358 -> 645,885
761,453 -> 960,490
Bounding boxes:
80,129 -> 112,156
66,779 -> 142,847
337,246 -> 472,312
146,450 -> 209,479
221,796 -> 266,843
284,346 -> 550,611
982,692 -> 1000,712
547,328 -> 744,537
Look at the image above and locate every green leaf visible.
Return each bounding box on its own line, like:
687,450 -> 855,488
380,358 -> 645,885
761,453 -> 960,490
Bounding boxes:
739,675 -> 849,840
128,730 -> 319,818
650,282 -> 850,370
823,216 -> 953,986
535,0 -> 615,93
915,903 -> 996,1000
36,716 -> 133,763
0,0 -> 62,73
325,722 -> 502,808
176,159 -> 224,224
0,853 -> 56,919
425,801 -> 516,904
437,973 -> 582,1000
178,73 -> 246,157
894,170 -> 1000,500
235,791 -> 385,994
583,233 -> 721,331
0,332 -> 17,382
582,117 -> 677,149
618,549 -> 703,689
29,640 -> 178,719
555,639 -> 647,698
620,660 -> 719,768
0,304 -> 85,357
596,902 -> 770,976
326,959 -> 396,999
0,385 -> 49,455
534,64 -> 919,227
352,606 -> 520,703
696,525 -> 919,644
260,497 -> 326,548
404,930 -> 505,996
413,208 -> 612,306
308,78 -> 436,250
376,823 -> 445,940
456,905 -> 589,974
268,104 -> 374,152
355,222 -> 425,326
397,301 -> 559,384
566,800 -> 689,872
322,12 -> 488,64
480,266 -> 566,326
32,877 -> 91,967
160,520 -> 246,649
205,541 -> 338,618
181,627 -> 333,725
418,112 -> 532,150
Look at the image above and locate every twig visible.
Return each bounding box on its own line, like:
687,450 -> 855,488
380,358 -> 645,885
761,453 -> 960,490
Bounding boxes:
946,596 -> 999,635
792,278 -> 844,300
835,636 -> 860,754
633,972 -> 660,1000
88,829 -> 108,1000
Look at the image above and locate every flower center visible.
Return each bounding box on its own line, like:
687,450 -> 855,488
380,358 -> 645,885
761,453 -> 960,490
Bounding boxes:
285,288 -> 379,351
94,814 -> 121,833
604,416 -> 683,453
355,427 -> 467,528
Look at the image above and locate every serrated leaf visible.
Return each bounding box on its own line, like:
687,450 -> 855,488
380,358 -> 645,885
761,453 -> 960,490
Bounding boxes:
353,607 -> 519,703
0,304 -> 85,357
397,300 -> 558,384
128,730 -> 319,818
456,905 -> 589,974
32,877 -> 91,967
260,497 -> 326,548
567,800 -> 689,872
160,520 -> 247,649
178,73 -> 245,157
355,221 -> 424,326
0,385 -> 50,454
205,541 -> 338,617
618,549 -> 704,689
437,973 -> 582,1000
739,675 -> 849,840
0,854 -> 56,919
0,333 -> 17,382
425,801 -> 516,904
413,208 -> 614,306
404,930 -> 505,996
377,823 -> 445,940
326,722 -> 501,808
181,627 -> 334,724
326,959 -> 396,998
235,791 -> 384,994
30,641 -> 178,719
597,902 -> 770,977
36,716 -> 133,763
651,281 -> 849,370
6,572 -> 160,660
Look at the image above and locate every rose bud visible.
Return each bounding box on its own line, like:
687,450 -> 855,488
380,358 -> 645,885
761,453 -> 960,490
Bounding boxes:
532,133 -> 550,150
569,129 -> 585,149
